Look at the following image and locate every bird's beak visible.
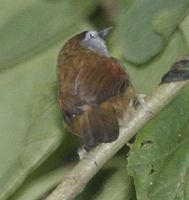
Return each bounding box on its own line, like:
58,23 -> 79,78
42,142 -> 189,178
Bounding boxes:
98,26 -> 113,39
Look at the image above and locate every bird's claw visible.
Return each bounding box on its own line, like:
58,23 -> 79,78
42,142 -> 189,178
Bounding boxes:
77,146 -> 98,167
136,94 -> 155,116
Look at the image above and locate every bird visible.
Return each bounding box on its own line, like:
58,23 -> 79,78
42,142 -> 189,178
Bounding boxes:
57,27 -> 135,150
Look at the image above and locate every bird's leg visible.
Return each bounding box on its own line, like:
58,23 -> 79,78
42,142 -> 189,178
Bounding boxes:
134,94 -> 146,106
118,93 -> 154,127
77,146 -> 88,160
77,146 -> 98,167
135,94 -> 154,115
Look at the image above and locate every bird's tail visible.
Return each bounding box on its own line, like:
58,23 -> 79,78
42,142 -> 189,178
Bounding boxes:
73,102 -> 119,150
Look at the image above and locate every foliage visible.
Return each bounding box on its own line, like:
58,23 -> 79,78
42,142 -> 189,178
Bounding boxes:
0,0 -> 189,199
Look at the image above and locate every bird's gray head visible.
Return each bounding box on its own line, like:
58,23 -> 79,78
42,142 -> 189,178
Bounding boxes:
80,27 -> 112,57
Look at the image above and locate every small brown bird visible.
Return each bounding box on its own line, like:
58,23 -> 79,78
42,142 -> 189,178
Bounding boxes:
57,27 -> 135,150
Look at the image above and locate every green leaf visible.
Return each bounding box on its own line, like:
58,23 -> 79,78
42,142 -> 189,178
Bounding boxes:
180,13 -> 189,47
7,132 -> 79,200
77,156 -> 136,200
0,1 -> 96,198
116,0 -> 189,64
119,30 -> 188,94
0,0 -> 92,69
0,43 -> 64,200
9,165 -> 73,200
127,85 -> 189,200
68,0 -> 99,17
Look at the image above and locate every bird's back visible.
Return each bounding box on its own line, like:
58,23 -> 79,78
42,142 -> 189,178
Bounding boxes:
57,36 -> 135,149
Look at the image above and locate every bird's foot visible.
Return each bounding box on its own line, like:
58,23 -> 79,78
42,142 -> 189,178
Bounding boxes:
135,94 -> 146,106
77,146 -> 88,160
135,94 -> 155,116
77,146 -> 98,167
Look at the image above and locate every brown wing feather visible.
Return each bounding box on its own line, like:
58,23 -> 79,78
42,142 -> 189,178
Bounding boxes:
58,48 -> 133,148
80,102 -> 119,148
75,57 -> 129,105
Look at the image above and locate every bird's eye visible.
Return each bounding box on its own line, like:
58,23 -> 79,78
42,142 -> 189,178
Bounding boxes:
89,33 -> 97,39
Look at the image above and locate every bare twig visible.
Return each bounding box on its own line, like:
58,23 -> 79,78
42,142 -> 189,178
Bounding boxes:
45,59 -> 189,200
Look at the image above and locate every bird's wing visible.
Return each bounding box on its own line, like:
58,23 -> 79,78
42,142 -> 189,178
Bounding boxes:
75,57 -> 129,105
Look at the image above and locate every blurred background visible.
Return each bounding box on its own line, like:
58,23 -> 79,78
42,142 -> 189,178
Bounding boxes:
0,0 -> 189,199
